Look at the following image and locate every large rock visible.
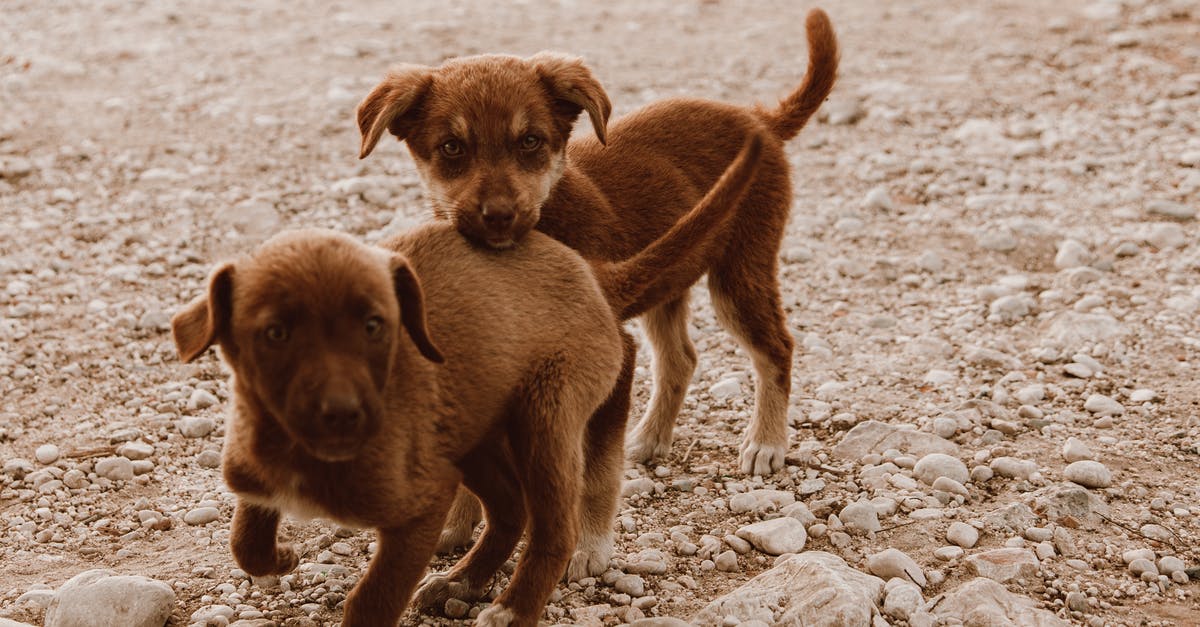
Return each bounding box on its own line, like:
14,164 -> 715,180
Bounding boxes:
691,551 -> 884,627
44,569 -> 174,627
832,421 -> 958,461
964,548 -> 1040,583
932,578 -> 1068,626
1027,483 -> 1109,529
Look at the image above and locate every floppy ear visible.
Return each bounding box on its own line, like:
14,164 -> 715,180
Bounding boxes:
172,262 -> 235,363
390,256 -> 444,364
529,52 -> 612,145
357,65 -> 435,159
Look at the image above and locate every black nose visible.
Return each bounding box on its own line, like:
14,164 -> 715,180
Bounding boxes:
320,396 -> 363,431
481,203 -> 515,230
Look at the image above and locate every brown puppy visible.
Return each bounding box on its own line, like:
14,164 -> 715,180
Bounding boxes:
356,10 -> 839,476
170,137 -> 761,627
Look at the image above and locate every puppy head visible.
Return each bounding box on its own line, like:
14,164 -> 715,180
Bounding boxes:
171,230 -> 443,462
357,53 -> 611,249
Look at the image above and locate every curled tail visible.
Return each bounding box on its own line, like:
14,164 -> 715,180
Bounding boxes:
595,133 -> 765,320
756,8 -> 840,141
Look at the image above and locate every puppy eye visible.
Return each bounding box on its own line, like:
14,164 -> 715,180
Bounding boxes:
365,316 -> 385,339
265,324 -> 289,343
439,140 -> 465,158
519,134 -> 542,151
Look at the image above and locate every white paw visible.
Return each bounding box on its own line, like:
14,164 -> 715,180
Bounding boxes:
566,531 -> 614,581
739,439 -> 787,476
626,421 -> 673,463
474,603 -> 515,627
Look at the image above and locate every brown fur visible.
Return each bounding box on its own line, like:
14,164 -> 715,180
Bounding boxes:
169,138 -> 761,626
357,9 -> 839,476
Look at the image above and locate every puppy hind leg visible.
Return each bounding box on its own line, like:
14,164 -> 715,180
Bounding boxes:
627,296 -> 696,464
414,445 -> 525,613
569,331 -> 635,580
709,259 -> 794,476
434,485 -> 483,554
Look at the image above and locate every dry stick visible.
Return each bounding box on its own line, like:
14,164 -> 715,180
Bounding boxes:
678,438 -> 700,467
878,519 -> 921,533
65,446 -> 116,459
1098,512 -> 1177,551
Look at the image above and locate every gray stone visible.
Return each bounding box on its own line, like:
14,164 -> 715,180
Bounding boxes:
947,521 -> 979,548
1063,460 -> 1112,489
35,444 -> 60,465
45,569 -> 174,627
1146,200 -> 1195,220
94,456 -> 134,481
1082,394 -> 1123,416
839,501 -> 881,534
882,580 -> 924,621
691,551 -> 884,627
990,456 -> 1037,480
1061,437 -> 1093,462
1028,483 -> 1109,529
965,548 -> 1040,584
184,507 -> 220,526
178,416 -> 215,438
933,578 -> 1068,626
833,421 -> 958,461
913,453 -> 969,485
1043,312 -> 1126,348
866,548 -> 926,587
735,517 -> 807,555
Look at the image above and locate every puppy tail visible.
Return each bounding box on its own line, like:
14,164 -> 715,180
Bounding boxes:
596,133 -> 764,320
756,8 -> 840,141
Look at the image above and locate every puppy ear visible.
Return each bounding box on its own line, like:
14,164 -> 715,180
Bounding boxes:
529,52 -> 612,145
172,263 -> 235,363
357,65 -> 435,159
390,256 -> 444,364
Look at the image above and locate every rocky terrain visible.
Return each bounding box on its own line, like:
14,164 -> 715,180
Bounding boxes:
2,0 -> 1199,625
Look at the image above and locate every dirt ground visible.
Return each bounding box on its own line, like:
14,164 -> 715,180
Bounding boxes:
2,0 -> 1199,625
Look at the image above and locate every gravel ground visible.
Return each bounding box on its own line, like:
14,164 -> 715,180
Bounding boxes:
2,0 -> 1199,625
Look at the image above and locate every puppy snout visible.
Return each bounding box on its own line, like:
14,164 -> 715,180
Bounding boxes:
319,394 -> 364,432
481,201 -> 516,231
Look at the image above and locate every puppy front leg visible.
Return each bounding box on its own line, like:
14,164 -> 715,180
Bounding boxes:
230,500 -> 298,576
342,504 -> 452,627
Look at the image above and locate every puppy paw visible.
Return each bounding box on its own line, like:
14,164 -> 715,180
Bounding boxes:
473,603 -> 515,627
238,543 -> 299,577
625,422 -> 672,463
414,574 -> 471,613
739,439 -> 787,476
567,545 -> 612,581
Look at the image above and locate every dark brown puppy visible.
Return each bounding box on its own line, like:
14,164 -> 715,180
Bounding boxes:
170,137 -> 762,627
356,9 -> 839,476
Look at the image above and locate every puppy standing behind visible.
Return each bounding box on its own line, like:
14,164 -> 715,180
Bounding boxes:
356,9 -> 839,477
169,137 -> 762,627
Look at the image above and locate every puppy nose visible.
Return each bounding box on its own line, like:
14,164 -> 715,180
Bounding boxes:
319,395 -> 363,431
481,202 -> 515,230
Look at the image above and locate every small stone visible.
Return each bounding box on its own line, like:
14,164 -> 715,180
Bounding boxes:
179,417 -> 216,438
444,598 -> 469,619
35,444 -> 60,465
839,501 -> 881,534
94,457 -> 134,481
714,550 -> 739,572
1054,239 -> 1091,270
184,507 -> 220,526
913,453 -> 969,485
1128,558 -> 1157,576
187,389 -> 219,410
735,517 -> 807,555
708,377 -> 741,399
990,456 -> 1036,480
866,548 -> 926,587
882,580 -> 923,620
197,450 -> 222,468
935,546 -> 964,561
1146,199 -> 1195,220
1063,460 -> 1111,489
1129,388 -> 1157,403
864,187 -> 893,211
1061,437 -> 1094,463
117,441 -> 155,461
614,574 -> 646,597
1083,394 -> 1123,416
947,522 -> 979,549
1145,222 -> 1185,249
1158,556 -> 1185,575
1066,591 -> 1088,613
